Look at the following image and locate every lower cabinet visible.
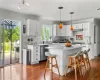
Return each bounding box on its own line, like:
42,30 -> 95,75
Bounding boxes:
27,45 -> 40,64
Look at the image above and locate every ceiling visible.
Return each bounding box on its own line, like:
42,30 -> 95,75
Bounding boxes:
0,0 -> 100,21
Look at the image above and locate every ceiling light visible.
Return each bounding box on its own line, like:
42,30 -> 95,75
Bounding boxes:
70,12 -> 74,31
58,6 -> 63,29
97,8 -> 100,10
17,6 -> 20,10
25,2 -> 30,6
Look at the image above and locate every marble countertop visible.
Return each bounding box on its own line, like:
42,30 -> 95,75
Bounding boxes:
46,44 -> 82,50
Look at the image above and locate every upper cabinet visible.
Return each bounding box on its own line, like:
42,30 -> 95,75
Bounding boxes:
52,24 -> 57,37
66,25 -> 73,36
73,24 -> 83,30
83,22 -> 94,37
56,25 -> 67,36
27,19 -> 41,36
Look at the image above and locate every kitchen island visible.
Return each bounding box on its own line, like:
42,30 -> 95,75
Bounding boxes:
46,44 -> 82,76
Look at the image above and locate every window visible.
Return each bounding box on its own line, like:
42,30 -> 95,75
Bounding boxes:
42,24 -> 52,41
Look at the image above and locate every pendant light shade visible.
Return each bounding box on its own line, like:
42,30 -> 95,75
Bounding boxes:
59,23 -> 63,29
58,6 -> 63,29
70,12 -> 74,31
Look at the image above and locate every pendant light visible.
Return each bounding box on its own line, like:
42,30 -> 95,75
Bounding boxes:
17,0 -> 30,10
70,12 -> 74,31
58,6 -> 63,29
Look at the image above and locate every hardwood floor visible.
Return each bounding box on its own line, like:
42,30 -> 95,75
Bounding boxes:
0,57 -> 100,80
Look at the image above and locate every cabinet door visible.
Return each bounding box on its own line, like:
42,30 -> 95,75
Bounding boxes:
52,24 -> 57,37
83,23 -> 90,36
56,25 -> 61,36
37,22 -> 42,36
66,25 -> 73,36
61,25 -> 66,36
27,19 -> 37,36
76,24 -> 83,29
94,26 -> 98,56
97,26 -> 100,56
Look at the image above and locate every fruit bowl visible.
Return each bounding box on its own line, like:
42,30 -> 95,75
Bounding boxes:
65,45 -> 72,47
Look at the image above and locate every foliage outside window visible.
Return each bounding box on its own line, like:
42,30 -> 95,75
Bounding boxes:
42,24 -> 52,41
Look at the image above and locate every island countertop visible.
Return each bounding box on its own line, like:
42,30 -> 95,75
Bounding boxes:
46,44 -> 82,50
46,44 -> 82,76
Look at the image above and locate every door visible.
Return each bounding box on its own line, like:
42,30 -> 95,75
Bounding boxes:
0,24 -> 4,67
0,20 -> 20,66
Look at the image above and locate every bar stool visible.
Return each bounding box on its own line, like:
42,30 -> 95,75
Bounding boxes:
83,49 -> 91,69
65,51 -> 82,80
78,50 -> 87,74
44,52 -> 60,78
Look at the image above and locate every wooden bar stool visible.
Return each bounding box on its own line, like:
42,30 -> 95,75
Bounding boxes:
44,52 -> 60,79
65,51 -> 82,80
78,51 -> 87,74
83,49 -> 91,69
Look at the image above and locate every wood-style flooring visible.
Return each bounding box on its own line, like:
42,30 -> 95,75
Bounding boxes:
0,57 -> 100,80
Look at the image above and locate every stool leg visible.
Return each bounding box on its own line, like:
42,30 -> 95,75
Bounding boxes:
65,57 -> 70,76
87,57 -> 91,68
51,57 -> 53,80
86,54 -> 91,68
44,58 -> 48,78
74,58 -> 77,80
55,57 -> 60,77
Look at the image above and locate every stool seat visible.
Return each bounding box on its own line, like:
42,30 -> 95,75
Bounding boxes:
44,52 -> 60,79
68,53 -> 77,57
65,51 -> 82,80
68,51 -> 82,57
45,52 -> 56,57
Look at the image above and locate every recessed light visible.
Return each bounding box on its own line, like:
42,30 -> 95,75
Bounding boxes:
17,6 -> 20,10
26,3 -> 30,6
97,8 -> 100,10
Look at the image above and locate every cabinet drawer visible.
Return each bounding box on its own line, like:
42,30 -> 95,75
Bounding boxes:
35,56 -> 40,61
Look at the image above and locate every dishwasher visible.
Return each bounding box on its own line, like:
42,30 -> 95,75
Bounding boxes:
40,45 -> 48,61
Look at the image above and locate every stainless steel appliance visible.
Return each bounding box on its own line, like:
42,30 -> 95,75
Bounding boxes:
40,45 -> 48,61
52,36 -> 69,43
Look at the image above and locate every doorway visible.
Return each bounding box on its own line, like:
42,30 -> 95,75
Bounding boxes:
0,19 -> 21,66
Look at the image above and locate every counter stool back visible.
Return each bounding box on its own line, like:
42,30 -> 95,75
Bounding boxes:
83,49 -> 91,68
79,50 -> 87,73
44,52 -> 60,79
65,51 -> 82,80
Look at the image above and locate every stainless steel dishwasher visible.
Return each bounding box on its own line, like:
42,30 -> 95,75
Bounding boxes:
40,45 -> 48,61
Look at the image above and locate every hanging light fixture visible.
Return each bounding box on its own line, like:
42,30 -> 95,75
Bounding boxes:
58,6 -> 63,29
17,0 -> 30,10
70,12 -> 74,31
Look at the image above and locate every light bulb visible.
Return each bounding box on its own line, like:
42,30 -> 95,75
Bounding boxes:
26,2 -> 30,6
17,6 -> 20,9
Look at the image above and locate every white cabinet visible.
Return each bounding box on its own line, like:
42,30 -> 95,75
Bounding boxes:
61,25 -> 66,36
73,24 -> 83,29
83,22 -> 94,37
27,19 -> 38,36
56,25 -> 61,36
66,25 -> 73,36
37,23 -> 42,36
56,25 -> 67,36
83,23 -> 90,36
27,45 -> 40,64
52,24 -> 57,37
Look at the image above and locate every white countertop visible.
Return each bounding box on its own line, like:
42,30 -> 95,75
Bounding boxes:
46,45 -> 82,50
